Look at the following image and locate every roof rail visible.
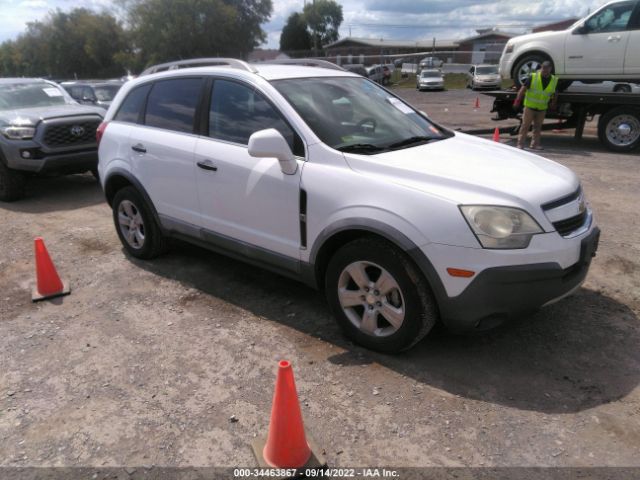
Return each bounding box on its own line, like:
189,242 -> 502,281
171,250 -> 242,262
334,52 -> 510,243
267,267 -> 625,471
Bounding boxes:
260,59 -> 346,71
140,58 -> 257,76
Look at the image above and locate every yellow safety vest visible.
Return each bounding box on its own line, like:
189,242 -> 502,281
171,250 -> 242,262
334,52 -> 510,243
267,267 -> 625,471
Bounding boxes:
524,72 -> 558,111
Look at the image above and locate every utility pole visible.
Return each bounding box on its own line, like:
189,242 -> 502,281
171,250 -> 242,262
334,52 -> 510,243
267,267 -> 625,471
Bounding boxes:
312,0 -> 318,57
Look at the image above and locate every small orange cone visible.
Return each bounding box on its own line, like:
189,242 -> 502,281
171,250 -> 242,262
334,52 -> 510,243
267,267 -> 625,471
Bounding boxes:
474,97 -> 480,109
492,127 -> 501,142
252,360 -> 326,470
32,237 -> 70,302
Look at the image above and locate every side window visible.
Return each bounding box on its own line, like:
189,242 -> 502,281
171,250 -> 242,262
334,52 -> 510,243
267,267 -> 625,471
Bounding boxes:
209,80 -> 303,155
69,86 -> 83,100
585,2 -> 635,33
114,84 -> 152,124
82,87 -> 96,101
144,78 -> 203,133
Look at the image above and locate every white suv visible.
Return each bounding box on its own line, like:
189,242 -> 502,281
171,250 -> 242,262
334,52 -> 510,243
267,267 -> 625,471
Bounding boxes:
500,0 -> 640,87
98,59 -> 600,353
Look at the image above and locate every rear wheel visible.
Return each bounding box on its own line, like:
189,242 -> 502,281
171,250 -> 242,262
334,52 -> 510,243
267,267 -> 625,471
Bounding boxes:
598,107 -> 640,152
325,237 -> 437,353
112,186 -> 168,259
0,162 -> 26,202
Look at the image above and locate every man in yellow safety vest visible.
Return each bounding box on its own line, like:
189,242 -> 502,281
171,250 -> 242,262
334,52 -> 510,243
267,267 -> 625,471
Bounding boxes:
514,61 -> 558,150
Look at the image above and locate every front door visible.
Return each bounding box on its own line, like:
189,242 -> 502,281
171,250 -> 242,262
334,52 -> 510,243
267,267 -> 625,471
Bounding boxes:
194,79 -> 304,265
565,1 -> 635,75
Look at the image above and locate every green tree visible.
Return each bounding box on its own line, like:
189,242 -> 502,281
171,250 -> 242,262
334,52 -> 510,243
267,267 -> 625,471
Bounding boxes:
303,0 -> 343,52
279,12 -> 311,54
126,0 -> 272,68
0,9 -> 129,78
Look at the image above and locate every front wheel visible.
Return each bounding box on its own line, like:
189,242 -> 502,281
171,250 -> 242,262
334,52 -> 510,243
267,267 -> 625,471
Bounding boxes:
0,162 -> 26,202
112,186 -> 168,259
598,107 -> 640,152
512,54 -> 550,88
325,237 -> 437,353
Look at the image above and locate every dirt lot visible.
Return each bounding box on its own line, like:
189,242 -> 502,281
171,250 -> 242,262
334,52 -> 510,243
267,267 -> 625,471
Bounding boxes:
1,89 -> 639,474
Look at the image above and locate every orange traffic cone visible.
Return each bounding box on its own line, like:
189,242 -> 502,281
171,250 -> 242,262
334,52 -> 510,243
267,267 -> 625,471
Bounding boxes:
32,237 -> 70,302
474,97 -> 480,109
492,127 -> 500,142
252,360 -> 326,470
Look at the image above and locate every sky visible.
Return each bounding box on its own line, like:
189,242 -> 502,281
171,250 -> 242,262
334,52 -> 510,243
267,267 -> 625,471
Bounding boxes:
0,0 -> 608,48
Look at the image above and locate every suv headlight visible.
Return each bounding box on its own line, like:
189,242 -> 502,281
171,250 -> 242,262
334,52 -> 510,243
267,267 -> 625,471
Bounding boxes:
1,126 -> 36,140
460,205 -> 543,249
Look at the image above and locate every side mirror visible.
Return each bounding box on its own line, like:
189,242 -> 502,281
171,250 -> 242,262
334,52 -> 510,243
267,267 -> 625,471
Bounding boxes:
248,128 -> 297,175
573,23 -> 588,34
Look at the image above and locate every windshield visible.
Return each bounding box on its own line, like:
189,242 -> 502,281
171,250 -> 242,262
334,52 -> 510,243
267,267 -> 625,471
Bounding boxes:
94,85 -> 121,102
476,66 -> 498,75
421,71 -> 441,78
273,77 -> 448,153
0,82 -> 71,110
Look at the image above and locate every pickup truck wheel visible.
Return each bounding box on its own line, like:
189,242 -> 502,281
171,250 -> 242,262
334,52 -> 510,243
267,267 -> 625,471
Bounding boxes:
598,107 -> 640,152
0,162 -> 26,202
513,54 -> 549,88
325,237 -> 437,353
112,186 -> 167,259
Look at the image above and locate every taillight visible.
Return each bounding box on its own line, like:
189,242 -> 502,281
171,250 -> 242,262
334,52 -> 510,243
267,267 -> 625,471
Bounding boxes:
96,121 -> 108,147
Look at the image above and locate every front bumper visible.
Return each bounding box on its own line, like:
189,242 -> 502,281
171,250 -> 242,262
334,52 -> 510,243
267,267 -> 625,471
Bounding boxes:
418,83 -> 444,90
1,140 -> 97,175
431,227 -> 600,332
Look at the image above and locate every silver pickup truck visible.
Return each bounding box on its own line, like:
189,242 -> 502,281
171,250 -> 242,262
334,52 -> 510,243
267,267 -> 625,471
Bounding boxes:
0,78 -> 104,201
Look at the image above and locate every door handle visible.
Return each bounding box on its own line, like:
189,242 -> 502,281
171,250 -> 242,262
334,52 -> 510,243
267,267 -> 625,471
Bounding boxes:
131,144 -> 146,153
607,35 -> 621,42
197,160 -> 218,172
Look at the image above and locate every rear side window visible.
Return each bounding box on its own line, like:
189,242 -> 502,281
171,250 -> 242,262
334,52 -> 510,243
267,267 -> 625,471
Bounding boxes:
144,78 -> 203,133
209,79 -> 302,155
114,84 -> 151,124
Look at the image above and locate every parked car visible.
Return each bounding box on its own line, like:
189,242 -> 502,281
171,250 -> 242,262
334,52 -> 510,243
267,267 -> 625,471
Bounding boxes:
99,59 -> 599,353
567,81 -> 640,93
500,0 -> 640,88
61,81 -> 124,110
419,57 -> 444,70
366,65 -> 384,84
0,78 -> 104,201
416,69 -> 445,90
342,64 -> 368,77
467,65 -> 502,90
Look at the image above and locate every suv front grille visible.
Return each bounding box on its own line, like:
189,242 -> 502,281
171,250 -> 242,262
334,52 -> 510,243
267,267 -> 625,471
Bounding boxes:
552,211 -> 588,237
43,120 -> 100,147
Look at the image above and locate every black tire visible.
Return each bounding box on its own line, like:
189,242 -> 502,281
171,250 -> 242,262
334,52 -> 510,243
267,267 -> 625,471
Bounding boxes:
112,186 -> 168,259
0,161 -> 26,202
325,237 -> 438,353
512,54 -> 550,88
597,107 -> 640,152
613,84 -> 631,93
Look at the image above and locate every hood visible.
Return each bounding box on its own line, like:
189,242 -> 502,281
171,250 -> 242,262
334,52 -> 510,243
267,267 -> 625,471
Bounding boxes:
0,104 -> 104,126
509,29 -> 566,46
476,74 -> 500,80
343,132 -> 579,211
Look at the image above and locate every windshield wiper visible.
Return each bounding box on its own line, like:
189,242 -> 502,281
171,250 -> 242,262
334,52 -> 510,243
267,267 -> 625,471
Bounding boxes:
386,136 -> 438,150
336,143 -> 387,154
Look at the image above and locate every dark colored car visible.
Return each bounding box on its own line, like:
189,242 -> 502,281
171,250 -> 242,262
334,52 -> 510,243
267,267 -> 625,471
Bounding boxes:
61,81 -> 124,110
0,78 -> 104,201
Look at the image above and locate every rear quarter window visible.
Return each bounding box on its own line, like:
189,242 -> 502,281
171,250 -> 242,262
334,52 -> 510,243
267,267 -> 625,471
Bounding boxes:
114,84 -> 152,124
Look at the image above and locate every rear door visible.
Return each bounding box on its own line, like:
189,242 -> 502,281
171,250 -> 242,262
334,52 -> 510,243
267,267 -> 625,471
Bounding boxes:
565,1 -> 635,75
194,78 -> 304,262
130,77 -> 204,227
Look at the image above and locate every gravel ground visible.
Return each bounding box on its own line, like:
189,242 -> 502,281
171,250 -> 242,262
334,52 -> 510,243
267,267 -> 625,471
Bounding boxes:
1,89 -> 639,474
